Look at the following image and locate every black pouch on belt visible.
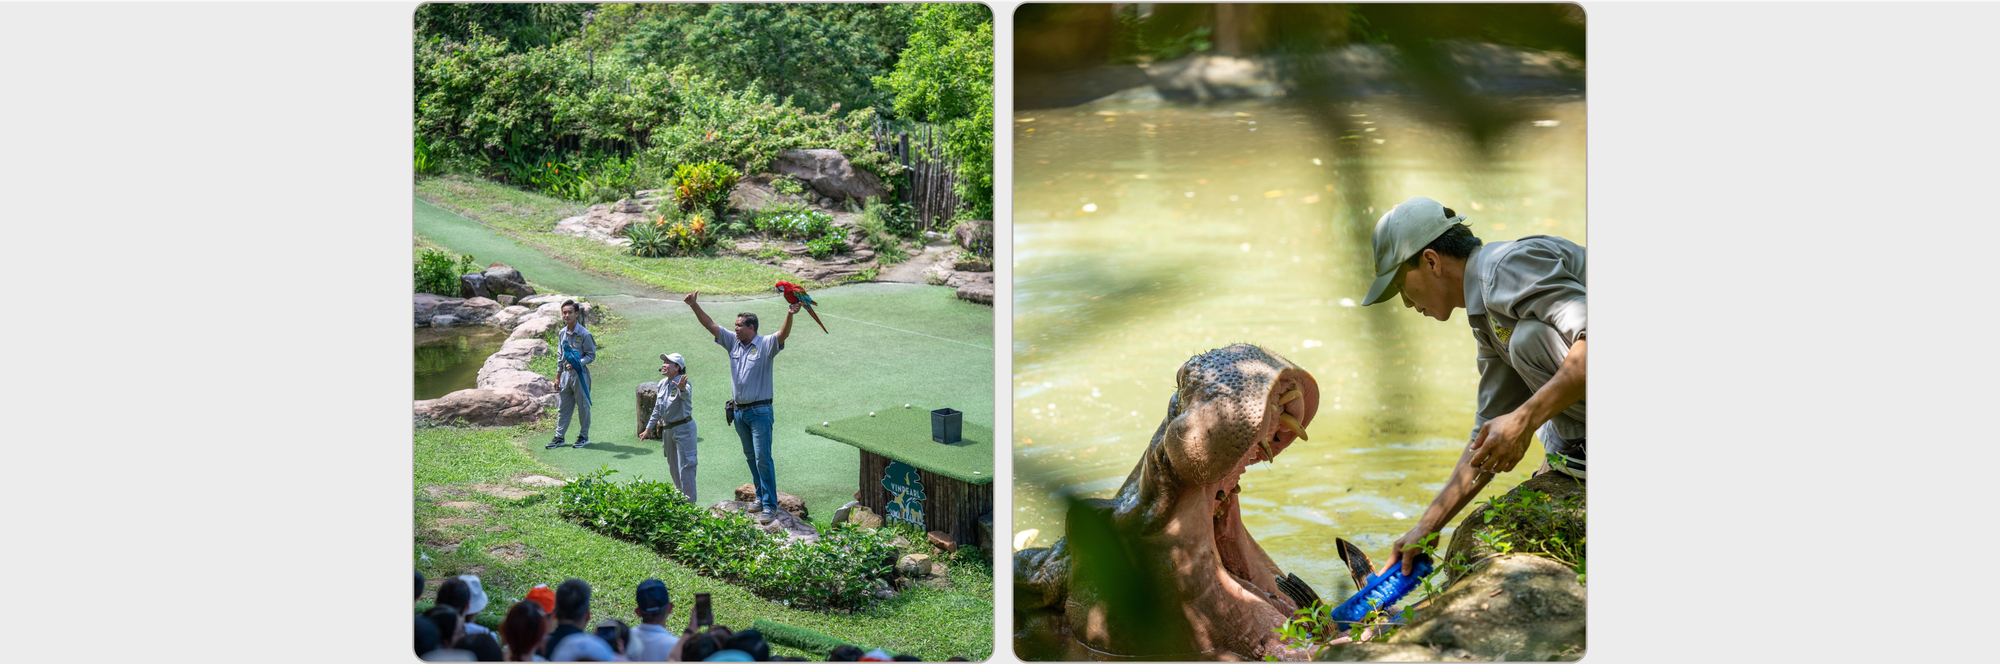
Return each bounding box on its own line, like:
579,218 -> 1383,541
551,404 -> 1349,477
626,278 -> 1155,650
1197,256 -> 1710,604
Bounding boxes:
724,399 -> 736,426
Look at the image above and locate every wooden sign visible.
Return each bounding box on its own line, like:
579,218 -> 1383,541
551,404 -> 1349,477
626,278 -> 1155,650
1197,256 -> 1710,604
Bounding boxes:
881,460 -> 928,526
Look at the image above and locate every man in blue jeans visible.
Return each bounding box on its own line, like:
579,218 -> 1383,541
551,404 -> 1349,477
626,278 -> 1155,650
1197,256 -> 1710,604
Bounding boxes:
684,290 -> 800,523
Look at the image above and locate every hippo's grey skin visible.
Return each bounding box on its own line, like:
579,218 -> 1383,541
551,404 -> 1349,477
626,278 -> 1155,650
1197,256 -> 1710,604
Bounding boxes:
1015,344 -> 1325,661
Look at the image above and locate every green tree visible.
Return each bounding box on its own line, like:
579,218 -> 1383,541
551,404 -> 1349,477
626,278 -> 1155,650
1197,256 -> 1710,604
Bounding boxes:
413,2 -> 592,52
616,3 -> 912,114
874,3 -> 994,218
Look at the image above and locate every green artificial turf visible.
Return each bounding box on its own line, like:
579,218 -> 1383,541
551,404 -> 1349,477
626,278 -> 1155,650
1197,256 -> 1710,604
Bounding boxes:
415,186 -> 995,523
806,408 -> 993,485
414,425 -> 993,660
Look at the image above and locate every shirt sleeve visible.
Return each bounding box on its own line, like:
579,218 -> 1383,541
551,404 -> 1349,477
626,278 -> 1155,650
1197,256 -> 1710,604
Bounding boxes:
1486,239 -> 1587,345
763,333 -> 782,357
1472,341 -> 1535,442
648,382 -> 671,426
578,329 -> 596,365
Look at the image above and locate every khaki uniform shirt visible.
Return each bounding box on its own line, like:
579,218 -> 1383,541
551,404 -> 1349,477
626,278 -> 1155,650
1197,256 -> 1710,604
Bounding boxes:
1463,235 -> 1587,442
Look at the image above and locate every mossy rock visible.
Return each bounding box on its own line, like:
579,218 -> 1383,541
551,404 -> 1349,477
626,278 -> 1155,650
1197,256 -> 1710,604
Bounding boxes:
1444,472 -> 1585,573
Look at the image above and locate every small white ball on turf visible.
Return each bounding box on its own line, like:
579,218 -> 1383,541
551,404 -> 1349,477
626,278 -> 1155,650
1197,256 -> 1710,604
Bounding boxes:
823,421 -> 830,426
869,412 -> 876,417
904,404 -> 911,408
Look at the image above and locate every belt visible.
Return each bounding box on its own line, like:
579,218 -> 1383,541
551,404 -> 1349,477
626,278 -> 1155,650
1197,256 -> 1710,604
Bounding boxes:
734,399 -> 772,409
664,417 -> 692,429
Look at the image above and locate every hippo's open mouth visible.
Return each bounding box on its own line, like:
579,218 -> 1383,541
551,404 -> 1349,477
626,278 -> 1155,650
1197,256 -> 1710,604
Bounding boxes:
1205,369 -> 1318,614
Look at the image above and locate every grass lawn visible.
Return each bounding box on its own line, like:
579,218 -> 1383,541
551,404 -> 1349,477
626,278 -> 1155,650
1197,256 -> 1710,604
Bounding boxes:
414,423 -> 994,660
415,175 -> 809,296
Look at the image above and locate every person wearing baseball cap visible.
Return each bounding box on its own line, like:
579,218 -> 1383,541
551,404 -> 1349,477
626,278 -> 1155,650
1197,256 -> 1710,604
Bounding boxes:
628,579 -> 679,661
642,352 -> 700,503
1362,196 -> 1587,576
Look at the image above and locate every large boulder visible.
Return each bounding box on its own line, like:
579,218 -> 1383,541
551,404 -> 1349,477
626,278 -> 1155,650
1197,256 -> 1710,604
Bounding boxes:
482,263 -> 537,300
491,305 -> 532,330
728,176 -> 813,213
950,219 -> 993,255
947,271 -> 994,305
555,199 -> 656,245
733,484 -> 809,520
771,149 -> 887,203
459,272 -> 489,299
415,293 -> 465,327
508,314 -> 559,342
453,297 -> 503,324
1366,555 -> 1586,661
414,388 -> 544,426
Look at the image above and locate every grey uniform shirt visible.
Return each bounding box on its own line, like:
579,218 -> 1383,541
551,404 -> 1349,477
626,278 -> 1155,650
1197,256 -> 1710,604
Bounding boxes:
1463,235 -> 1587,441
557,324 -> 596,377
649,377 -> 695,428
714,328 -> 782,403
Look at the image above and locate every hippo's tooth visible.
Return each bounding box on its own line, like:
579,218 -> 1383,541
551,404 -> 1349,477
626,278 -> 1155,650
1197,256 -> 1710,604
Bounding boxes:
1279,389 -> 1303,406
1258,438 -> 1274,461
1279,413 -> 1308,441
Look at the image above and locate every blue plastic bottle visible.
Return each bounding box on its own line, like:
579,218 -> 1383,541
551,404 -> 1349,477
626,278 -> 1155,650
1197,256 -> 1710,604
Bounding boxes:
1329,556 -> 1434,624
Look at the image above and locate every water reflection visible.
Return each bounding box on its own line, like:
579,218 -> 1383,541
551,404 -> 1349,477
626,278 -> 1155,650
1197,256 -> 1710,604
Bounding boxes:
415,326 -> 510,400
1013,94 -> 1583,599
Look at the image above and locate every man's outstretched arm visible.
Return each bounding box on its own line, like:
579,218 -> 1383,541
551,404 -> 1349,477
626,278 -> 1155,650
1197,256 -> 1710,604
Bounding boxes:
775,301 -> 800,346
684,291 -> 723,342
1469,339 -> 1586,473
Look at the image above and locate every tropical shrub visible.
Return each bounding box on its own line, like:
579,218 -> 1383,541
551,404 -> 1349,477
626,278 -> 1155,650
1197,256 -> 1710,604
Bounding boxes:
560,469 -> 903,610
752,204 -> 835,239
771,175 -> 806,195
415,249 -> 478,296
623,217 -> 671,258
806,234 -> 847,260
615,3 -> 917,114
669,161 -> 740,215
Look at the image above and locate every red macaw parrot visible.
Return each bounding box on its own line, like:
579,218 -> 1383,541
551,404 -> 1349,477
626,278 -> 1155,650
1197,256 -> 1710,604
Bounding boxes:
775,281 -> 828,333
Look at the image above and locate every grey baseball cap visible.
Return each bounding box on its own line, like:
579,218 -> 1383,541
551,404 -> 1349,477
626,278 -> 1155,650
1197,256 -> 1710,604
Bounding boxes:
1362,197 -> 1467,306
659,353 -> 686,370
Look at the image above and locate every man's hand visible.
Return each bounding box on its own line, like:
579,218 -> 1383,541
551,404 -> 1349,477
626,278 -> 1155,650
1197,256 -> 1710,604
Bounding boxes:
1468,410 -> 1536,474
683,291 -> 699,306
788,301 -> 802,315
1389,527 -> 1438,575
640,426 -> 653,440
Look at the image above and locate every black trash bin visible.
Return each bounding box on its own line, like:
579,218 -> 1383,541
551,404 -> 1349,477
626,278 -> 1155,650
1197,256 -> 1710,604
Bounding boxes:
931,408 -> 962,444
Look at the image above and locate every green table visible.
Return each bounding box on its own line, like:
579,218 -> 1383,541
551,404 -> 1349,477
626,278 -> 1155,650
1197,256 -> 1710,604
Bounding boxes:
806,407 -> 993,547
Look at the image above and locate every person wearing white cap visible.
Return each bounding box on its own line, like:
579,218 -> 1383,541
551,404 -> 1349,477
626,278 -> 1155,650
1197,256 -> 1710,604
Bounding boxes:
455,574 -> 493,640
1360,196 -> 1587,576
642,352 -> 699,503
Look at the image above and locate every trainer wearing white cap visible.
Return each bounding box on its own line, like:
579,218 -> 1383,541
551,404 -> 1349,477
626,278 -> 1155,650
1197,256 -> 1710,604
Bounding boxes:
1362,196 -> 1587,575
642,352 -> 699,503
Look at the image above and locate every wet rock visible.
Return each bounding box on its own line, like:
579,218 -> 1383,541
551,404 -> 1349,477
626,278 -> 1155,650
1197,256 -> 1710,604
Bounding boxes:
431,314 -> 459,328
414,388 -> 544,426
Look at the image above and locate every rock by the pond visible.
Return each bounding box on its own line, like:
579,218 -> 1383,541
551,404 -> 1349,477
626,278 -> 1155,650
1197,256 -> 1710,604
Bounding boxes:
1375,555 -> 1585,661
492,305 -> 532,330
733,484 -> 809,520
459,272 -> 489,299
508,314 -> 559,342
897,553 -> 935,578
431,314 -> 459,328
477,339 -> 554,401
950,271 -> 994,305
927,530 -> 958,553
482,263 -> 536,299
497,294 -> 515,306
414,388 -> 544,426
453,297 -> 502,324
771,149 -> 886,203
952,257 -> 992,272
415,293 -> 464,326
1314,643 -> 1485,662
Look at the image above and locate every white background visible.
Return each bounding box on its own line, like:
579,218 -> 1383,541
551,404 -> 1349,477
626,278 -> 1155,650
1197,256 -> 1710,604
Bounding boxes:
0,2 -> 1993,662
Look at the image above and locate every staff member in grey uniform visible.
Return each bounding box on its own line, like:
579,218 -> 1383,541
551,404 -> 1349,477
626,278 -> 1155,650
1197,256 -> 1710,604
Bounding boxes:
682,290 -> 801,523
1359,197 -> 1587,575
549,300 -> 597,449
642,352 -> 699,503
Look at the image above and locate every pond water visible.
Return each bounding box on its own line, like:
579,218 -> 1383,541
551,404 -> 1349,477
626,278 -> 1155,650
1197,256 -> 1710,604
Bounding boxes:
415,326 -> 511,400
1012,95 -> 1584,603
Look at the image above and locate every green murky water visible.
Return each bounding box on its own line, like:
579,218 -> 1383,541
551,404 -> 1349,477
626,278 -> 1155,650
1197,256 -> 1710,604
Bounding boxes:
1012,95 -> 1584,602
415,326 -> 510,400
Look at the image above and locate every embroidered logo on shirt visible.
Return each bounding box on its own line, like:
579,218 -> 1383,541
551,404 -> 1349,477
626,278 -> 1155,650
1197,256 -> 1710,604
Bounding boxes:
1490,319 -> 1513,347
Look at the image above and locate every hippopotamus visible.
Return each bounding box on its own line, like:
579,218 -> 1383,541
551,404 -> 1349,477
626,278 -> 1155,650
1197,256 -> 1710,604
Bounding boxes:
1017,344 -> 1370,661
